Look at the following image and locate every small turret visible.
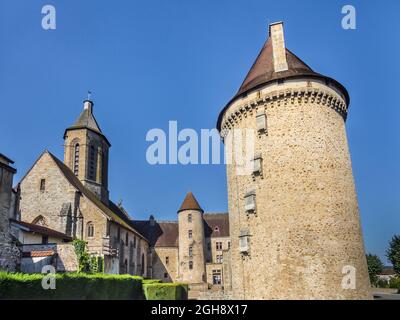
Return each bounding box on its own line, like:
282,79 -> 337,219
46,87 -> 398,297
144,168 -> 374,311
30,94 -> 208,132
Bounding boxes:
177,192 -> 206,283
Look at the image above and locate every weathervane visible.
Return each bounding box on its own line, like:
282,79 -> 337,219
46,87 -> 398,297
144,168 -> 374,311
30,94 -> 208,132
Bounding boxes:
87,90 -> 92,101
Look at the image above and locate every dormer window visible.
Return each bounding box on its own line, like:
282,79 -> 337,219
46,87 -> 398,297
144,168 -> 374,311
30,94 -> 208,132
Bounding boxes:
214,226 -> 220,233
244,191 -> 256,214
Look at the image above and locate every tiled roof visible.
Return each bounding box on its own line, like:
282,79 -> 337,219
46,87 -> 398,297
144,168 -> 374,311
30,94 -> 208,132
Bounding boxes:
11,219 -> 72,241
22,250 -> 55,258
217,34 -> 350,131
133,212 -> 230,248
178,192 -> 203,213
203,213 -> 229,238
132,221 -> 179,247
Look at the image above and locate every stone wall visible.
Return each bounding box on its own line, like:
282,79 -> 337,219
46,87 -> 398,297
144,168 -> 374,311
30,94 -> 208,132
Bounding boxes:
0,160 -> 20,271
222,79 -> 371,299
56,243 -> 78,272
152,247 -> 179,281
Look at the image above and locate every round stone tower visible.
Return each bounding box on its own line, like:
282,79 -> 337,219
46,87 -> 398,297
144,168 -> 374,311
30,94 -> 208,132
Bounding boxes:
217,22 -> 371,299
177,192 -> 206,283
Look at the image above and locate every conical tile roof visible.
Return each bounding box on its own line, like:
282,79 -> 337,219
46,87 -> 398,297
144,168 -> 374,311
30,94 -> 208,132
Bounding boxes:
178,192 -> 203,213
217,28 -> 349,130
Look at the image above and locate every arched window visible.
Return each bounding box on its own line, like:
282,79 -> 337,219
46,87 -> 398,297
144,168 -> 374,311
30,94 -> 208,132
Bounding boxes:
87,222 -> 94,237
32,215 -> 47,227
88,144 -> 96,181
73,143 -> 80,176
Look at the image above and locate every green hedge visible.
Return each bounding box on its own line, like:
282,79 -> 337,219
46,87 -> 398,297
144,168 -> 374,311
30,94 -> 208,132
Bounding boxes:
389,276 -> 400,293
143,283 -> 188,300
0,272 -> 144,300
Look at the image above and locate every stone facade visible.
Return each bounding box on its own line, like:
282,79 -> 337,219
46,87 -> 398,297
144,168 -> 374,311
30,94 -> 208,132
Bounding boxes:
18,101 -> 150,276
218,22 -> 371,299
0,154 -> 20,272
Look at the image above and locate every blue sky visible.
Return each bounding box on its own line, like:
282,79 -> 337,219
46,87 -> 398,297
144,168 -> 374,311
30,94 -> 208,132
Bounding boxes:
0,0 -> 399,264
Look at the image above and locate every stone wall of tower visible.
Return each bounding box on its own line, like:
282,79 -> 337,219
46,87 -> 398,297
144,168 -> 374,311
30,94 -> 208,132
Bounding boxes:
178,209 -> 206,283
221,79 -> 371,299
64,128 -> 109,203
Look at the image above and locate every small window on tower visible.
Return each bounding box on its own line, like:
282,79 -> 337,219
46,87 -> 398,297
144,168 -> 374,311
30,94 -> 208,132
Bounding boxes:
164,272 -> 168,279
256,112 -> 267,134
188,230 -> 192,239
239,229 -> 250,254
40,179 -> 46,192
188,246 -> 193,257
89,145 -> 96,181
188,213 -> 192,223
251,153 -> 263,176
189,261 -> 193,270
244,191 -> 256,214
73,143 -> 80,176
165,256 -> 169,265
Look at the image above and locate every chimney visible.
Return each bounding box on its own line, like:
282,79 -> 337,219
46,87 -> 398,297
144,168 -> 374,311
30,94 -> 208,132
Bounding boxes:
269,21 -> 288,73
83,99 -> 93,113
149,214 -> 156,227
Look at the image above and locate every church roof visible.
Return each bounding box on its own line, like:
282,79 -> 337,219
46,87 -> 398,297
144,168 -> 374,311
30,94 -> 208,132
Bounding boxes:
41,151 -> 146,240
132,212 -> 229,248
216,28 -> 350,131
64,100 -> 111,146
177,192 -> 203,213
131,221 -> 179,247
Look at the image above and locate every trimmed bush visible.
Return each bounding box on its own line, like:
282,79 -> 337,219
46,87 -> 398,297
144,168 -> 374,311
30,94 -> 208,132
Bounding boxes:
143,282 -> 188,300
389,276 -> 400,293
142,279 -> 162,285
0,272 -> 144,300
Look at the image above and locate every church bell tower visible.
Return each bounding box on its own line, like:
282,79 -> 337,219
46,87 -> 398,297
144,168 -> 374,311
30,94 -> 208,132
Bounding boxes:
63,99 -> 110,204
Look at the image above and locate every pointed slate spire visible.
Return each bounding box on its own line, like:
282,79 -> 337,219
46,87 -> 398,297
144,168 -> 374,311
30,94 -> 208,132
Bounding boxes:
177,192 -> 203,213
64,99 -> 110,146
67,100 -> 102,133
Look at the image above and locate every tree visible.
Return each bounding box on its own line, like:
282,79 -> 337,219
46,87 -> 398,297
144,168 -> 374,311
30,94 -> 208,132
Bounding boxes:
366,253 -> 384,286
386,235 -> 400,276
